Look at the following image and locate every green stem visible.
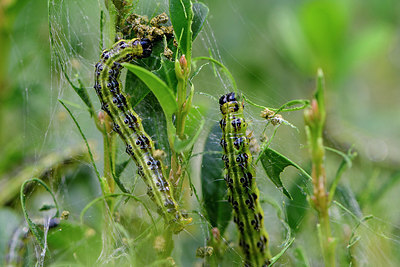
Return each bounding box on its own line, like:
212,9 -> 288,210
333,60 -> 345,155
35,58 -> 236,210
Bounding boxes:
102,116 -> 116,194
305,69 -> 336,267
317,199 -> 335,267
170,56 -> 191,192
311,137 -> 336,267
175,56 -> 190,139
176,76 -> 186,139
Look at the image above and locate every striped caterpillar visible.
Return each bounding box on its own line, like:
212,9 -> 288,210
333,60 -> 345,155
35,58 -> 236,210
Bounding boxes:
94,38 -> 191,233
219,93 -> 271,266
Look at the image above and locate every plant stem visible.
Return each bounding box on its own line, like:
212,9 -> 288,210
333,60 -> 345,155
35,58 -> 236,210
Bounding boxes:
305,69 -> 336,267
175,55 -> 189,139
99,114 -> 117,214
103,115 -> 116,194
313,156 -> 335,267
170,55 -> 190,191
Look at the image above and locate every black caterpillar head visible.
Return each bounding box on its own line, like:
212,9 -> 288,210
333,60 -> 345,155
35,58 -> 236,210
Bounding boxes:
139,38 -> 153,58
219,92 -> 237,106
219,92 -> 242,114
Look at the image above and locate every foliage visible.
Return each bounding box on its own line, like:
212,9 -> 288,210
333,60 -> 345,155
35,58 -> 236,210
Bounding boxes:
1,0 -> 400,266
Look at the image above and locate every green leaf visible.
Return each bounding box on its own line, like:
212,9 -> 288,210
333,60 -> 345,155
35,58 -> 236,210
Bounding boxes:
370,171 -> 400,205
115,158 -> 131,180
327,146 -> 357,202
174,118 -> 204,153
201,123 -> 232,235
20,178 -> 60,248
47,220 -> 101,266
125,52 -> 176,160
300,0 -> 349,66
192,2 -> 209,41
110,158 -> 131,194
174,103 -> 206,153
340,24 -> 393,75
125,71 -> 151,108
154,56 -> 178,94
39,204 -> 56,211
192,56 -> 238,94
67,79 -> 94,116
294,246 -> 311,267
76,78 -> 95,115
315,68 -> 325,123
269,237 -> 295,266
285,176 -> 310,232
80,193 -> 156,229
270,99 -> 310,113
169,0 -> 193,60
59,100 -> 102,184
335,186 -> 363,218
123,63 -> 178,146
136,93 -> 172,165
122,63 -> 177,119
63,70 -> 94,117
259,148 -> 311,200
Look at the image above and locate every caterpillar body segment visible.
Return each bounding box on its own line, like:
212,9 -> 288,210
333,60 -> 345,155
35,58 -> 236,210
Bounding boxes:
219,92 -> 271,266
94,38 -> 191,233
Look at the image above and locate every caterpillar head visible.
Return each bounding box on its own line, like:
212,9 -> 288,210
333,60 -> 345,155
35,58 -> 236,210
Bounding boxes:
219,92 -> 243,115
139,38 -> 153,58
219,92 -> 237,105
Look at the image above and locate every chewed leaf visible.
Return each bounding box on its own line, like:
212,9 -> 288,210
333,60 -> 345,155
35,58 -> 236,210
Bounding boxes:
192,3 -> 209,41
154,56 -> 178,94
285,176 -> 310,232
169,0 -> 193,59
259,148 -> 311,200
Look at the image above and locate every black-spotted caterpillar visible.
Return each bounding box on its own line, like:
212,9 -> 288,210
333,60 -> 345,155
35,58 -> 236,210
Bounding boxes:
94,38 -> 191,233
219,92 -> 271,266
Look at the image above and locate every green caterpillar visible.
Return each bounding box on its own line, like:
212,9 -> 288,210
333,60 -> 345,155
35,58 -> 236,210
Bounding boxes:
219,92 -> 271,266
94,38 -> 191,233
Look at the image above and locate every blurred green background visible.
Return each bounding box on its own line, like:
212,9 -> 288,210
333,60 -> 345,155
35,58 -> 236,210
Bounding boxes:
1,0 -> 400,265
